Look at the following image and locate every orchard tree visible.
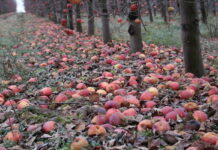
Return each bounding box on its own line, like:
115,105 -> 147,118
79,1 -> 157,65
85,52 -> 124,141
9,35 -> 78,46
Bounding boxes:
200,0 -> 208,24
158,0 -> 168,23
50,0 -> 58,23
0,0 -> 16,14
211,0 -> 217,15
99,0 -> 112,43
75,3 -> 83,32
128,0 -> 143,52
67,2 -> 74,30
87,0 -> 95,35
180,0 -> 204,77
146,0 -> 153,22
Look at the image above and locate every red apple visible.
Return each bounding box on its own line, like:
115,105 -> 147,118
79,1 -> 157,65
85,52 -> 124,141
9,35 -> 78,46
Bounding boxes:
40,87 -> 53,96
125,95 -> 140,107
61,19 -> 67,26
163,64 -> 175,71
140,91 -> 154,101
8,85 -> 21,93
2,89 -> 13,97
78,89 -> 90,97
104,100 -> 120,109
114,89 -> 127,96
106,83 -> 120,92
109,112 -> 123,126
130,4 -> 138,11
165,111 -> 178,121
113,95 -> 125,105
179,89 -> 194,99
91,115 -> 108,125
27,124 -> 40,132
0,97 -> 4,105
193,110 -> 208,122
96,89 -> 107,95
17,99 -> 30,110
71,136 -> 89,150
88,125 -> 107,136
160,106 -> 173,115
67,3 -> 72,8
146,87 -> 159,96
146,101 -> 156,108
207,95 -> 218,103
166,81 -> 180,90
76,83 -> 87,89
106,108 -> 121,119
153,120 -> 170,132
4,131 -> 23,142
183,102 -> 198,111
201,132 -> 218,145
174,108 -> 186,118
186,147 -> 198,150
99,82 -> 109,89
28,77 -> 37,82
117,18 -> 123,23
4,100 -> 16,106
102,72 -> 113,78
0,146 -> 6,150
55,93 -> 68,103
137,119 -> 152,132
208,88 -> 218,95
122,108 -> 137,116
42,121 -> 56,133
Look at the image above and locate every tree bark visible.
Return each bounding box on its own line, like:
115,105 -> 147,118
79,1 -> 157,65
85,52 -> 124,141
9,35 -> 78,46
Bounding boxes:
153,3 -> 157,16
146,0 -> 153,22
159,0 -> 168,23
200,0 -> 207,24
75,4 -> 83,33
176,0 -> 180,14
51,0 -> 57,23
180,0 -> 204,77
88,0 -> 95,35
99,0 -> 112,43
68,6 -> 74,30
211,0 -> 216,15
128,0 -> 143,53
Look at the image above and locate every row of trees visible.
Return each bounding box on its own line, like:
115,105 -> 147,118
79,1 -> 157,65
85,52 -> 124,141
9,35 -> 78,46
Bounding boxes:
2,0 -> 218,77
0,0 -> 16,14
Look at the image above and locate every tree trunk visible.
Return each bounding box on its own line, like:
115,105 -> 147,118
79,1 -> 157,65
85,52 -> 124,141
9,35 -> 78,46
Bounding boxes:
75,4 -> 83,32
88,0 -> 95,35
180,0 -> 204,77
153,3 -> 157,16
59,0 -> 64,21
211,0 -> 216,15
99,0 -> 112,43
68,6 -> 74,30
200,0 -> 207,24
51,0 -> 57,23
176,0 -> 180,14
146,0 -> 153,22
128,0 -> 143,53
159,0 -> 168,23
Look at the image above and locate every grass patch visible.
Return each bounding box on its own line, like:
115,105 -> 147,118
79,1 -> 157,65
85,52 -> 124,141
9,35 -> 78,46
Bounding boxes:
0,13 -> 37,82
82,14 -> 218,50
57,143 -> 71,150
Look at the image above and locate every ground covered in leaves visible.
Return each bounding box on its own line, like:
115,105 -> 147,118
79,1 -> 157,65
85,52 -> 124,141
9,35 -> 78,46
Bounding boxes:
0,14 -> 218,150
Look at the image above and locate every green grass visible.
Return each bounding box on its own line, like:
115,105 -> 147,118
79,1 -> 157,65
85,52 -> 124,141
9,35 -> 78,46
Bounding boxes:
0,13 -> 37,82
57,143 -> 71,150
82,14 -> 218,50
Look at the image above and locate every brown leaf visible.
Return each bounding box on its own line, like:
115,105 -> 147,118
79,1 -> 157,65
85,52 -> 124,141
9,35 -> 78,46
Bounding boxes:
89,93 -> 99,102
75,122 -> 86,132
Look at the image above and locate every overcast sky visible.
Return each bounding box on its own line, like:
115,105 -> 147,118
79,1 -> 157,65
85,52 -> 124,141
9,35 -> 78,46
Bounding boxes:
15,0 -> 25,13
